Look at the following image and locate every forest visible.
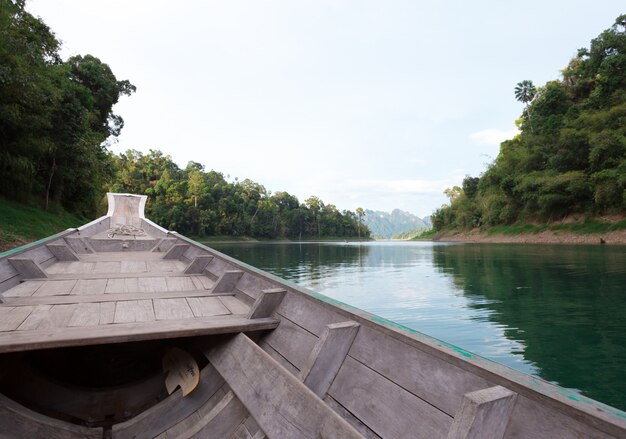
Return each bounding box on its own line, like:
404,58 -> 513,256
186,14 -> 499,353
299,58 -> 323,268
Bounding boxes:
432,15 -> 626,231
0,1 -> 369,240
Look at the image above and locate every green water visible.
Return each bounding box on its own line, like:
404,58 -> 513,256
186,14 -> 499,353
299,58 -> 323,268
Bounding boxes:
209,241 -> 626,411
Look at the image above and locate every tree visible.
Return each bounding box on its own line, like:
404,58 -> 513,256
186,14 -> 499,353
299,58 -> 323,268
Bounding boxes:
356,207 -> 365,240
515,80 -> 536,105
0,2 -> 134,214
515,80 -> 536,129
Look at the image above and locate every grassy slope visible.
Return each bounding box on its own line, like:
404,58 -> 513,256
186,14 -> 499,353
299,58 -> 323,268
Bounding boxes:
0,198 -> 88,252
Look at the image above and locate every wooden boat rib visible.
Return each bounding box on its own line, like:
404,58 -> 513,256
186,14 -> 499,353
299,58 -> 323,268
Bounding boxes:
0,192 -> 624,438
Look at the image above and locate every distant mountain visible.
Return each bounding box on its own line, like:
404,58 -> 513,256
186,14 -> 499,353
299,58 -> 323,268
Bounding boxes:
363,209 -> 431,239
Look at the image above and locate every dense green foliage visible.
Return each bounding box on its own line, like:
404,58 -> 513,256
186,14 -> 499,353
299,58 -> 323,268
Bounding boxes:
0,3 -> 367,240
106,150 -> 369,239
0,1 -> 135,214
433,15 -> 626,230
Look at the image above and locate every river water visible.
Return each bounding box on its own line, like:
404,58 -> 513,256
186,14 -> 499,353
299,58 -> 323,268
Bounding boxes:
209,241 -> 626,411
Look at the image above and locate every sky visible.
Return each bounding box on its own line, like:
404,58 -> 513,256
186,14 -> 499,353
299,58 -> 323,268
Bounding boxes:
27,1 -> 625,217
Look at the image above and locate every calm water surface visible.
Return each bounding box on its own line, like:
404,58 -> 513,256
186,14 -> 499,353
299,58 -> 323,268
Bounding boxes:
210,241 -> 626,410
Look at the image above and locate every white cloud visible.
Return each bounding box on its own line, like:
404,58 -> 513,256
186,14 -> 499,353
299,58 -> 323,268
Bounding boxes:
469,127 -> 519,146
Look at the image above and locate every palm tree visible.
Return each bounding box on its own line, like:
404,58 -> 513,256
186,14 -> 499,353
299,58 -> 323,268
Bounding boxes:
515,80 -> 536,129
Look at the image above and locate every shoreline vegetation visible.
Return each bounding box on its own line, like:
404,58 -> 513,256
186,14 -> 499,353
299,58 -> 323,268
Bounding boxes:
429,16 -> 626,236
409,216 -> 626,245
197,236 -> 372,244
0,197 -> 372,253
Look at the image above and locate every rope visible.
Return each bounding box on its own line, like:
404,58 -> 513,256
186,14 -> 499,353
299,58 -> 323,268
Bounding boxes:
107,224 -> 146,239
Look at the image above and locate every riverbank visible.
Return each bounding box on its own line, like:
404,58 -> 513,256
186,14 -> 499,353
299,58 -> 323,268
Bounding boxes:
433,229 -> 626,245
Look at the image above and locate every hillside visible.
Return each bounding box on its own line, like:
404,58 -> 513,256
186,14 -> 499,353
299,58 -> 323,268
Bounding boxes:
364,209 -> 430,238
0,198 -> 87,252
433,15 -> 626,232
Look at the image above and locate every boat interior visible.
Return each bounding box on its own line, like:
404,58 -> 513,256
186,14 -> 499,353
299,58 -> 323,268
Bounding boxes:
0,193 -> 624,439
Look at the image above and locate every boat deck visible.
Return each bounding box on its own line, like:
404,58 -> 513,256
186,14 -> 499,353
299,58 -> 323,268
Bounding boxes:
0,250 -> 278,353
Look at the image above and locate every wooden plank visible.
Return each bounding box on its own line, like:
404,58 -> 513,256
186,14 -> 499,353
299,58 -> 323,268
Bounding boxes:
105,278 -> 139,294
447,386 -> 517,439
243,414 -> 263,438
324,395 -> 382,439
205,257 -> 234,278
151,237 -> 178,253
67,302 -> 100,327
1,290 -> 233,306
0,392 -> 102,439
213,270 -> 244,293
112,363 -> 225,439
503,394 -> 615,439
2,281 -> 44,297
114,299 -> 155,323
165,276 -> 197,292
64,236 -> 94,254
92,261 -> 122,274
80,252 -> 165,262
231,424 -> 253,439
120,260 -> 148,273
147,260 -> 186,273
258,340 -> 300,376
0,316 -> 279,354
187,297 -> 231,317
46,243 -> 79,261
349,326 -> 494,416
87,238 -> 159,253
234,272 -> 275,301
193,275 -> 214,290
205,333 -> 363,439
184,255 -> 214,274
67,302 -> 116,327
13,245 -> 56,265
17,304 -> 77,331
262,316 -> 318,371
70,279 -> 107,295
0,306 -> 34,331
300,321 -> 360,397
155,389 -> 247,439
32,279 -> 77,296
328,356 -> 452,439
99,301 -> 115,324
153,298 -> 194,320
275,291 -> 345,336
45,261 -> 94,275
220,296 -> 250,315
0,261 -> 19,286
8,258 -> 47,279
0,275 -> 21,296
247,288 -> 286,319
43,271 -> 189,280
137,277 -> 168,293
163,244 -> 190,260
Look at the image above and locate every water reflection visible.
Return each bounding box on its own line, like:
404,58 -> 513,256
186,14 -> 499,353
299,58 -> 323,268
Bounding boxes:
210,241 -> 626,410
432,244 -> 626,409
